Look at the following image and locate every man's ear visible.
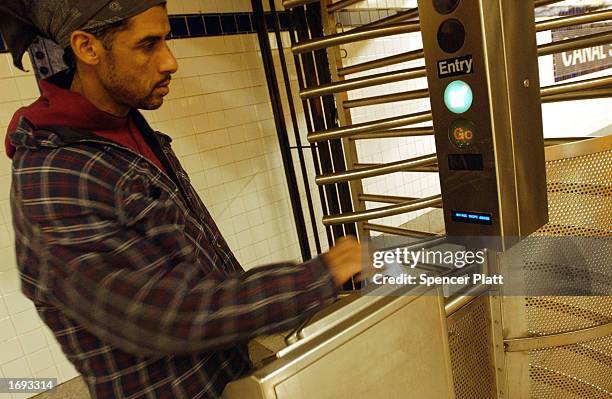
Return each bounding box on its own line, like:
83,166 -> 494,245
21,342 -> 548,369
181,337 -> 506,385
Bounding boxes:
69,30 -> 103,66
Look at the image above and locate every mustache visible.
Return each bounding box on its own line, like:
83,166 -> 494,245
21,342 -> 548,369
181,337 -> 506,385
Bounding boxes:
155,76 -> 172,87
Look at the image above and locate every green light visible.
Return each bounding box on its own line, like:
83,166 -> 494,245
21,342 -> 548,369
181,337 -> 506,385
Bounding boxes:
444,80 -> 473,114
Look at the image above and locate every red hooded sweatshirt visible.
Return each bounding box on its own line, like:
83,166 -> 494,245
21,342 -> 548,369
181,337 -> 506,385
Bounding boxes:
6,74 -> 167,174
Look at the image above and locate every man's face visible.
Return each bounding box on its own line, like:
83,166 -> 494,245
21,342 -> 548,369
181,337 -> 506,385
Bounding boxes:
96,5 -> 178,110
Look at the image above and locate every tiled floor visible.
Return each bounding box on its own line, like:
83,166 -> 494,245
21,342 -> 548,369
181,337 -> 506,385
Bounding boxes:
33,377 -> 90,399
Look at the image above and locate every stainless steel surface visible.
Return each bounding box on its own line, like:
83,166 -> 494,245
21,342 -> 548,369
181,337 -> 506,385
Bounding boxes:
536,9 -> 612,31
447,295 -> 497,399
322,194 -> 442,225
282,0 -> 318,8
540,75 -> 612,97
505,322 -> 612,352
359,193 -> 442,206
542,87 -> 612,103
499,136 -> 612,398
315,153 -> 437,184
445,284 -> 491,317
538,29 -> 612,57
300,66 -> 426,99
418,0 -> 548,244
308,111 -> 432,142
337,49 -> 424,76
222,286 -> 455,399
363,223 -> 439,237
528,335 -> 612,399
351,126 -> 434,140
343,87 -> 430,108
292,22 -> 421,54
283,0 -> 363,9
320,1 -> 369,242
354,163 -> 438,172
364,7 -> 419,28
544,134 -> 612,161
327,0 -> 363,13
534,0 -> 567,7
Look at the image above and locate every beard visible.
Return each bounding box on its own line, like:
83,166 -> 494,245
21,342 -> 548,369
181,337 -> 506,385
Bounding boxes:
99,54 -> 170,111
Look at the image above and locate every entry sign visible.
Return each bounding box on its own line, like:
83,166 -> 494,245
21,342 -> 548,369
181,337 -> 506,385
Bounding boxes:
438,55 -> 474,78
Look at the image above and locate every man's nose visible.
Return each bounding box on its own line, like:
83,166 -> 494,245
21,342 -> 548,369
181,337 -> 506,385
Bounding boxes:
160,43 -> 179,75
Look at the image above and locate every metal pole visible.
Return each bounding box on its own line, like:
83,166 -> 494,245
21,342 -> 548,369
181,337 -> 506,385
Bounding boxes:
292,6 -> 347,241
292,21 -> 421,54
288,10 -> 335,248
251,0 -> 312,261
269,0 -> 322,255
304,3 -> 358,239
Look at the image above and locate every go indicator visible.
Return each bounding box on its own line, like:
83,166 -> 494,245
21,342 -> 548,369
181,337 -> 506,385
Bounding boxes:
449,119 -> 476,149
444,80 -> 473,114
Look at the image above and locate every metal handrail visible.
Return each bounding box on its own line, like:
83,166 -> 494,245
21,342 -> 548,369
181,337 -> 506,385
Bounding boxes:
292,21 -> 421,54
315,153 -> 437,184
322,195 -> 442,225
338,49 -> 424,76
534,0 -> 569,7
282,0 -> 318,8
445,285 -> 491,316
354,163 -> 438,172
301,66 -> 426,99
352,7 -> 419,31
505,322 -> 612,352
308,111 -> 433,142
359,193 -> 442,206
541,75 -> 612,97
538,30 -> 612,56
536,9 -> 612,32
343,88 -> 430,108
327,0 -> 363,13
545,135 -> 612,162
282,0 -> 363,9
363,223 -> 439,237
351,127 -> 434,140
542,87 -> 612,103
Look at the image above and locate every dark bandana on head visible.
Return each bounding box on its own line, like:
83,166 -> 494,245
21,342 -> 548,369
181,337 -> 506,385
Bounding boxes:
0,0 -> 166,71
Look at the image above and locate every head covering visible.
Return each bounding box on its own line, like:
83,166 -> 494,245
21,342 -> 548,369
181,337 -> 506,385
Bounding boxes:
0,0 -> 166,71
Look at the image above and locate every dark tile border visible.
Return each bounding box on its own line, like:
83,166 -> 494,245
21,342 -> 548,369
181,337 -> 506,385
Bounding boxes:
0,12 -> 291,54
168,12 -> 291,39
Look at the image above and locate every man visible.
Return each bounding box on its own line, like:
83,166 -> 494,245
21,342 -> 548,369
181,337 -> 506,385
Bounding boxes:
1,1 -> 362,398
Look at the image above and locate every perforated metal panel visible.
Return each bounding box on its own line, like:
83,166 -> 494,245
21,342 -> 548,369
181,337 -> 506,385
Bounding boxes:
529,335 -> 612,399
523,146 -> 612,398
538,150 -> 612,237
447,296 -> 496,399
526,296 -> 612,335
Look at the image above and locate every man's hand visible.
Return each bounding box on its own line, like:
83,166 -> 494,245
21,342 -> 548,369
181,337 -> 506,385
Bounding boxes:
323,236 -> 362,288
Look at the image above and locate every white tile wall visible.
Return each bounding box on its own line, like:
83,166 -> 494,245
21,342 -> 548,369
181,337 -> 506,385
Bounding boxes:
0,53 -> 69,399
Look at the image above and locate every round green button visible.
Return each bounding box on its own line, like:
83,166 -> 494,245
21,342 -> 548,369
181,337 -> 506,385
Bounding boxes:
444,80 -> 473,114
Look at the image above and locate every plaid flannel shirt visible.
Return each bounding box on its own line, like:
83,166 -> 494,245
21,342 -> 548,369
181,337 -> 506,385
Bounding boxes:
9,112 -> 337,399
